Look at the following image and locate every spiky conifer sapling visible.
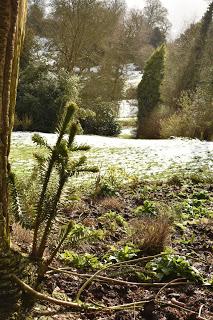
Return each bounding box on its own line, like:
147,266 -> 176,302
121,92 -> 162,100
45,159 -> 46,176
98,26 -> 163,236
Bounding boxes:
30,102 -> 98,265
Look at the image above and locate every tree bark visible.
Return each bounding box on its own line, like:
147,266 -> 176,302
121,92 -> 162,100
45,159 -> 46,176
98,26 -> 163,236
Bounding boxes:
0,0 -> 27,247
0,0 -> 27,312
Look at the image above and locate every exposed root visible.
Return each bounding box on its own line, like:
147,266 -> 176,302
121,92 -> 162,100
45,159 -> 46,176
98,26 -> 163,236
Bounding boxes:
12,274 -> 212,319
76,253 -> 166,301
48,267 -> 189,288
12,274 -> 92,310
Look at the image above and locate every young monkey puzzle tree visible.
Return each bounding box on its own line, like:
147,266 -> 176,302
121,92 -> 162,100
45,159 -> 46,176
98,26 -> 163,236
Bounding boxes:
0,0 -> 27,309
29,102 -> 98,273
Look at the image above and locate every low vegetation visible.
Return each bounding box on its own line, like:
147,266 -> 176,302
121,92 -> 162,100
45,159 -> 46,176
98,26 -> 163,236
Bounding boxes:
9,148 -> 213,319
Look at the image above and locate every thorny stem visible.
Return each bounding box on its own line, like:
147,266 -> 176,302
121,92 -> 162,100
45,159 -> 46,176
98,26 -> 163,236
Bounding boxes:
40,224 -> 73,275
32,157 -> 56,257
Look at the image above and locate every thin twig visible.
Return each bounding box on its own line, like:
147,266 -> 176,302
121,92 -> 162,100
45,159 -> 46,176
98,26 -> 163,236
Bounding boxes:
160,300 -> 209,320
12,274 -> 150,312
198,305 -> 204,318
76,267 -> 106,302
155,278 -> 186,300
48,267 -> 189,288
10,274 -> 212,319
89,299 -> 153,311
75,253 -> 166,301
133,303 -> 136,320
102,253 -> 166,269
104,300 -> 152,311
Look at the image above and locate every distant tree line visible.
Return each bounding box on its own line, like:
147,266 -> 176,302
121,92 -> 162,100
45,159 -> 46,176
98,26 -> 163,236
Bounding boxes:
15,0 -> 171,135
136,1 -> 213,141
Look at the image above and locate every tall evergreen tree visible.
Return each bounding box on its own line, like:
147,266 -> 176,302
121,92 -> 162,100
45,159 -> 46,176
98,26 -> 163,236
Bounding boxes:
177,1 -> 213,93
136,45 -> 165,138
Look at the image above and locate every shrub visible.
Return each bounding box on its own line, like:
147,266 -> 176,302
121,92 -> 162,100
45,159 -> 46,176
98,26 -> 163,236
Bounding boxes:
160,89 -> 213,140
136,105 -> 168,139
80,100 -> 121,136
15,63 -> 80,132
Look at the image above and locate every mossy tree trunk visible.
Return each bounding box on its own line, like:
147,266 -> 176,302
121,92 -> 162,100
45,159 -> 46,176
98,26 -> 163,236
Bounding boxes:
0,0 -> 27,309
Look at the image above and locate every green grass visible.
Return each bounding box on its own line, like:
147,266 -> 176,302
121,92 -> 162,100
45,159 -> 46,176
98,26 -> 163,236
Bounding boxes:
10,141 -> 213,198
117,117 -> 137,128
10,145 -> 37,176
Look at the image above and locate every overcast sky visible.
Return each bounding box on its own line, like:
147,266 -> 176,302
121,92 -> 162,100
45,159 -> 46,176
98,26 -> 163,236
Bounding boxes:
126,0 -> 209,38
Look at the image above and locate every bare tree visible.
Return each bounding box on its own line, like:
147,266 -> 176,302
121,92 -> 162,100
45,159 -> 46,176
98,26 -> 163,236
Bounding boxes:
144,0 -> 171,34
46,0 -> 125,72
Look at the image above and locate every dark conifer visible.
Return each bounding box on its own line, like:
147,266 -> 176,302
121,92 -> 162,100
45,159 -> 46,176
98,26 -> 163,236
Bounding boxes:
177,1 -> 213,93
137,45 -> 165,138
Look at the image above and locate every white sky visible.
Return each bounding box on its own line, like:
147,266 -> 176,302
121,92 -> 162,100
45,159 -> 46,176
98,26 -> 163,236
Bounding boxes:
126,0 -> 209,38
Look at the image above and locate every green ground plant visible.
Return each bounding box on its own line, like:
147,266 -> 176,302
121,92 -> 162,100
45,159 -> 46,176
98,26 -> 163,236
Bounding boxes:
95,167 -> 127,197
133,200 -> 158,217
98,211 -> 128,232
103,245 -> 140,263
146,252 -> 204,283
60,251 -> 103,270
174,198 -> 213,220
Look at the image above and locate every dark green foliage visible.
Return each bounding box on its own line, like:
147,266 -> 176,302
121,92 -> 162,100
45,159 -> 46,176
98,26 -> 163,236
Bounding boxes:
16,62 -> 62,132
136,45 -> 165,138
178,1 -> 213,93
80,100 -> 121,136
15,63 -> 80,133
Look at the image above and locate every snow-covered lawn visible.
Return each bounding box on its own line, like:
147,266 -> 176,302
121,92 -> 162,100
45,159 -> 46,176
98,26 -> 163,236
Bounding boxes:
11,132 -> 213,182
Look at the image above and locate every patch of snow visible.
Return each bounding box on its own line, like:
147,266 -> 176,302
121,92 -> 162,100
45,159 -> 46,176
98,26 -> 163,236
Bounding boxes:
11,132 -> 213,178
118,100 -> 138,118
89,66 -> 100,73
118,64 -> 142,118
122,63 -> 143,89
120,127 -> 135,136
